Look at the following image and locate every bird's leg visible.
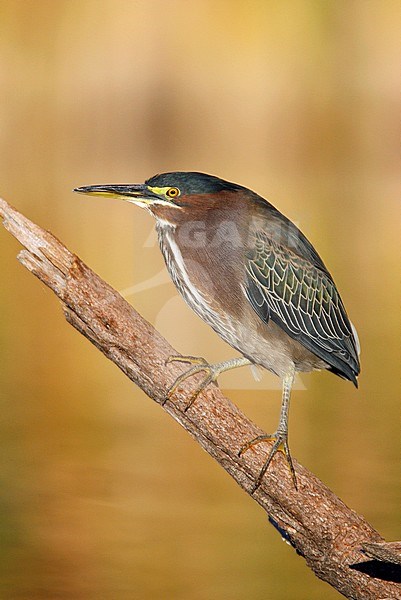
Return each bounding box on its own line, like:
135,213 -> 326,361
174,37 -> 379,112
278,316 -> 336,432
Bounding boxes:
166,356 -> 251,410
239,370 -> 298,491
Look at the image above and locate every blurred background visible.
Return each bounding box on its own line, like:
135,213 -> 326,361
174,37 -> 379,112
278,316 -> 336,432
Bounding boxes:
0,1 -> 400,598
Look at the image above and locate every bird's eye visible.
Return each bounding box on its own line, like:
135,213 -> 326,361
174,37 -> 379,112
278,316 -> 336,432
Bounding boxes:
166,187 -> 180,198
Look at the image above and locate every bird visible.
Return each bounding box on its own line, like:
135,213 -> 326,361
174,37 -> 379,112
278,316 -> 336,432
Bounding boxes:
74,172 -> 360,488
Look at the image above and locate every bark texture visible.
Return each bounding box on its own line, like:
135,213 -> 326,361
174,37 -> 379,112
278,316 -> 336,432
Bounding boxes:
1,197 -> 400,600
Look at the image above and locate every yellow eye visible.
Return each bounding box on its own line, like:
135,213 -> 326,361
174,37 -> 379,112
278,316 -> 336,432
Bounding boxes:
166,187 -> 180,198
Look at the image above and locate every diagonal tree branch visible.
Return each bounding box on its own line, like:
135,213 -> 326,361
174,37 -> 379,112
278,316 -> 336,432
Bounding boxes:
0,197 -> 400,599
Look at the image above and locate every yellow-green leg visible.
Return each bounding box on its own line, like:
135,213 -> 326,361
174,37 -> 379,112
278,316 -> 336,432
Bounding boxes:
166,355 -> 251,410
239,370 -> 297,490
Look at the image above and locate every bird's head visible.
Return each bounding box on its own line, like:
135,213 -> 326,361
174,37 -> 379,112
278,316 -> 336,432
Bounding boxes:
74,171 -> 247,223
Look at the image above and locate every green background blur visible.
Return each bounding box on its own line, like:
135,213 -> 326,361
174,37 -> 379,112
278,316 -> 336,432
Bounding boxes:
0,2 -> 400,599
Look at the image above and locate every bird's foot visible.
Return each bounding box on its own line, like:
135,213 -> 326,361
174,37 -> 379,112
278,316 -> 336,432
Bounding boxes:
165,355 -> 221,411
238,431 -> 298,491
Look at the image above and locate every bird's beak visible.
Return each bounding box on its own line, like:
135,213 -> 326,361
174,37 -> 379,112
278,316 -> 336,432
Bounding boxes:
73,183 -> 161,207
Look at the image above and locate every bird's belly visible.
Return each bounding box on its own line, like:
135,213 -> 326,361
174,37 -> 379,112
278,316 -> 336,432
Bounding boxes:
208,314 -> 328,378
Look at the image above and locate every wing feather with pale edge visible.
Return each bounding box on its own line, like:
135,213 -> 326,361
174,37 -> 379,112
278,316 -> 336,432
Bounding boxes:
244,231 -> 360,383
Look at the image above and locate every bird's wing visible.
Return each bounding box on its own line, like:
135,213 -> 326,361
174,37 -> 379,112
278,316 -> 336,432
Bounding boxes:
243,230 -> 360,383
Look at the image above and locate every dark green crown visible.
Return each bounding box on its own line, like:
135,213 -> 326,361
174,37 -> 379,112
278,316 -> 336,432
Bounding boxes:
145,171 -> 244,195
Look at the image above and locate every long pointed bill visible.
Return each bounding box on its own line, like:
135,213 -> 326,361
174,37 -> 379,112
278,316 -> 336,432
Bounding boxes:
73,183 -> 162,207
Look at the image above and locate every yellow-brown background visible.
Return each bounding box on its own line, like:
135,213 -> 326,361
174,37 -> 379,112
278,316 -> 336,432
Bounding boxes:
0,2 -> 400,599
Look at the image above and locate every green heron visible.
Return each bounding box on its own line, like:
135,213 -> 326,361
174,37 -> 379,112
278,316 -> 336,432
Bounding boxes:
74,172 -> 360,488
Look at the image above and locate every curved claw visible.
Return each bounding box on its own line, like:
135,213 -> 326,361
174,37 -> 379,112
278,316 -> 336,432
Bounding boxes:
239,432 -> 298,491
166,355 -> 217,411
165,355 -> 250,411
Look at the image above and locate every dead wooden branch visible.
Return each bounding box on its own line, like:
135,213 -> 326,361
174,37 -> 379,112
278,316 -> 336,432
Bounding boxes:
1,197 -> 399,599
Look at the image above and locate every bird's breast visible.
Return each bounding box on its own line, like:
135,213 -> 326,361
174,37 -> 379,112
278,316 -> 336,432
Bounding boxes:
155,220 -> 245,343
